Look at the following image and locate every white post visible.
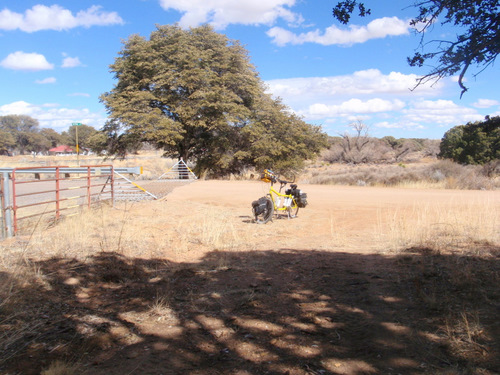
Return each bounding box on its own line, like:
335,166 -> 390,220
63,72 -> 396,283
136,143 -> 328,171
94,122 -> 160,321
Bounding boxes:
1,172 -> 13,238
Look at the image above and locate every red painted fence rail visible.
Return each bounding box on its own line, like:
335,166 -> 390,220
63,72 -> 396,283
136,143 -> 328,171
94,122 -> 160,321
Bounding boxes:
10,165 -> 114,235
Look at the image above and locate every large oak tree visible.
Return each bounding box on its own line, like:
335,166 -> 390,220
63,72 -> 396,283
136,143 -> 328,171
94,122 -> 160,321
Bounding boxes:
100,24 -> 327,176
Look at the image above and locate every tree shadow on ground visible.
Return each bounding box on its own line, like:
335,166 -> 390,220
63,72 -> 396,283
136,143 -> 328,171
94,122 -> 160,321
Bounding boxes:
1,248 -> 498,374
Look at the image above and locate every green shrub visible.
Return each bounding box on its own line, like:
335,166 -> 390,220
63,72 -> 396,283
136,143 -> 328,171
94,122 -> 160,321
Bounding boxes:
439,116 -> 500,165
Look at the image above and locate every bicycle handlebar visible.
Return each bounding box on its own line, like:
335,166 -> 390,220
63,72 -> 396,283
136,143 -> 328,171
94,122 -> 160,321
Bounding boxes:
277,174 -> 295,185
273,178 -> 296,190
264,169 -> 295,186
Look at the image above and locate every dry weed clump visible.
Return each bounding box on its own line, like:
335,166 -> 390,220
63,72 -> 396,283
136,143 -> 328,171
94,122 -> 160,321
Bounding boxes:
3,197 -> 246,262
40,360 -> 81,375
11,205 -> 123,260
0,245 -> 66,371
398,244 -> 499,373
177,208 -> 239,250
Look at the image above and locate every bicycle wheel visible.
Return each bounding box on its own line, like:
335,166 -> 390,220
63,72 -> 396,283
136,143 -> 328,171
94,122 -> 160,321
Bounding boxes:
287,199 -> 299,218
254,197 -> 274,224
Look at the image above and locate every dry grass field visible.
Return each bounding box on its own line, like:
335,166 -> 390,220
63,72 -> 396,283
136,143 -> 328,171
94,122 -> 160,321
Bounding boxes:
1,154 -> 499,375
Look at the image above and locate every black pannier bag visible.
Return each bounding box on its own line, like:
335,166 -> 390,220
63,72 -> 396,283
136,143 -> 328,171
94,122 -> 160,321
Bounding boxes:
295,191 -> 308,208
287,185 -> 308,208
287,184 -> 298,195
252,197 -> 269,215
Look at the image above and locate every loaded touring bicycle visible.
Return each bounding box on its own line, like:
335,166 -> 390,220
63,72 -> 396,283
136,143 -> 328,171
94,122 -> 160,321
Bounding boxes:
252,169 -> 308,224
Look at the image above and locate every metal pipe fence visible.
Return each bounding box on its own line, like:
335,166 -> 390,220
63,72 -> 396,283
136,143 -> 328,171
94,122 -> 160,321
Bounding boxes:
1,165 -> 117,237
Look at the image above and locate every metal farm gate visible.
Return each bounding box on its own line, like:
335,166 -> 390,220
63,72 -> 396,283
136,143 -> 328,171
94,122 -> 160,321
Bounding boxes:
0,163 -> 195,238
0,165 -> 140,238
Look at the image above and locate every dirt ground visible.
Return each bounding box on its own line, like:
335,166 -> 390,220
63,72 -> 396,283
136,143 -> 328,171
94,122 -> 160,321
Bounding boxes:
2,181 -> 499,374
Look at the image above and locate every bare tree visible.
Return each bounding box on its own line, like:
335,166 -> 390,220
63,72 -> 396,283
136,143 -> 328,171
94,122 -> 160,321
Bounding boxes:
339,120 -> 372,163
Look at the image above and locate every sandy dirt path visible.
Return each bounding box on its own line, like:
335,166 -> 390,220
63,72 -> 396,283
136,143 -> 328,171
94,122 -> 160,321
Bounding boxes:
162,180 -> 499,253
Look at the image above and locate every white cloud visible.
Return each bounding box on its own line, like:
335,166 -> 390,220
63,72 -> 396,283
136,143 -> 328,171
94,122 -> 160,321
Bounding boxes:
473,98 -> 500,108
62,56 -> 82,68
403,100 -> 483,126
35,77 -> 56,84
0,101 -> 34,115
265,71 -> 484,134
304,98 -> 406,119
0,101 -> 105,131
375,121 -> 402,129
374,120 -> 425,131
0,51 -> 54,71
266,69 -> 442,101
0,5 -> 123,32
68,93 -> 91,97
267,17 -> 410,46
158,0 -> 302,29
307,99 -> 484,134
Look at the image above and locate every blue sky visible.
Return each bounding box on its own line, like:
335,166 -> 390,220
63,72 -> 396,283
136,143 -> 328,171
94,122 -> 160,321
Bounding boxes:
0,0 -> 498,139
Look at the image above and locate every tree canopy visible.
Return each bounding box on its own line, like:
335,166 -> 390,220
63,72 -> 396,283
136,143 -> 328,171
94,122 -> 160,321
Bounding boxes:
89,119 -> 144,157
0,115 -> 45,154
439,116 -> 499,165
40,128 -> 65,148
242,94 -> 328,173
332,0 -> 500,96
101,24 -> 327,176
0,129 -> 16,155
64,124 -> 99,149
0,114 -> 99,155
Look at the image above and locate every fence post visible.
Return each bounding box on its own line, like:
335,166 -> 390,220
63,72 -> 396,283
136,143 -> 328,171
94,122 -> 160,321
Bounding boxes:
55,167 -> 61,220
1,172 -> 13,238
87,166 -> 92,208
1,173 -> 5,238
111,166 -> 115,207
10,170 -> 18,235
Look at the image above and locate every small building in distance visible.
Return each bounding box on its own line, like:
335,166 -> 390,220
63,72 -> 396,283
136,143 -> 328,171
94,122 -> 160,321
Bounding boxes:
48,145 -> 74,156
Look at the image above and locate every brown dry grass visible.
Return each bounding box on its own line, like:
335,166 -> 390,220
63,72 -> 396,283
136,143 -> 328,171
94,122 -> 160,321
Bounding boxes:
304,159 -> 500,190
377,199 -> 498,252
3,152 -> 498,189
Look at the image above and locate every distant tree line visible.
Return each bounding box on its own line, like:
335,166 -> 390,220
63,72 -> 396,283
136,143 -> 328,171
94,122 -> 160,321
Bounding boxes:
322,118 -> 499,172
322,121 -> 441,164
0,114 -> 100,156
